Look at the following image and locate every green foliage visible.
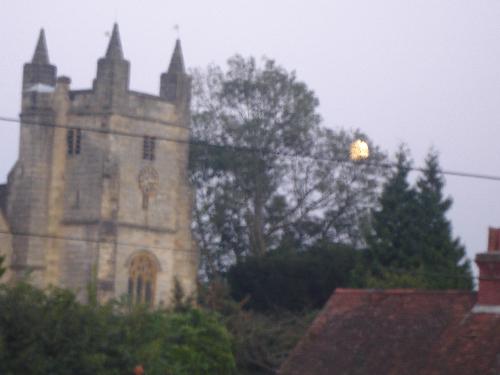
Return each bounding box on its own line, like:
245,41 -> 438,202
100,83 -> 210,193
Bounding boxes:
414,150 -> 473,289
228,310 -> 315,375
364,269 -> 429,289
120,307 -> 236,375
228,243 -> 358,311
0,283 -> 235,375
169,310 -> 235,374
0,283 -> 115,375
199,281 -> 315,375
358,147 -> 473,290
190,56 -> 386,278
364,146 -> 421,271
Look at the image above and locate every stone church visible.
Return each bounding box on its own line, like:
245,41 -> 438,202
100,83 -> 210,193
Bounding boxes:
0,24 -> 198,306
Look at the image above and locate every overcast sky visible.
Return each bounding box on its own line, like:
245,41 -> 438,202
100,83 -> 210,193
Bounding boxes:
1,0 -> 499,274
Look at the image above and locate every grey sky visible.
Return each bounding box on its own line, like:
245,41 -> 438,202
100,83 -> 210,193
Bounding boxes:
1,0 -> 499,272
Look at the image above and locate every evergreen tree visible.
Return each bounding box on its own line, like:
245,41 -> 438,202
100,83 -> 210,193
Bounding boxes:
360,147 -> 473,290
415,150 -> 472,289
227,242 -> 358,312
364,146 -> 422,279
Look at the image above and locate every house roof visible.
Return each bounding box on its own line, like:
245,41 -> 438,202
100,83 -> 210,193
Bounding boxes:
425,309 -> 500,375
278,288 -> 500,375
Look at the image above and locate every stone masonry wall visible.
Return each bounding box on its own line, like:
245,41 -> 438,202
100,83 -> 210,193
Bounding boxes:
3,29 -> 197,305
0,210 -> 12,283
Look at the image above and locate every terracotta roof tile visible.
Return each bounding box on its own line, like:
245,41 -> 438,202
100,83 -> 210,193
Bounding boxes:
279,288 -> 478,375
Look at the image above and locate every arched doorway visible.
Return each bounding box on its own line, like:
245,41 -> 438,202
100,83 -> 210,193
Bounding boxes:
128,253 -> 158,306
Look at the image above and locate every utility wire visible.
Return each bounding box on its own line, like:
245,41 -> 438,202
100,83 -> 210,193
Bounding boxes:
0,115 -> 500,182
0,231 -> 478,283
0,117 -> 485,285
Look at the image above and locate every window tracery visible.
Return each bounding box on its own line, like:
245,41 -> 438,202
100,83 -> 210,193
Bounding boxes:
128,253 -> 157,306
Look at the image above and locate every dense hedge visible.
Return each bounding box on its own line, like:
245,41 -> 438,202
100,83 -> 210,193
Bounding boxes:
0,283 -> 235,375
227,244 -> 358,312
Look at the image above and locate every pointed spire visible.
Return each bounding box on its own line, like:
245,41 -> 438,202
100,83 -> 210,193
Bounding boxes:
105,23 -> 124,60
167,39 -> 185,74
160,39 -> 190,103
32,29 -> 50,65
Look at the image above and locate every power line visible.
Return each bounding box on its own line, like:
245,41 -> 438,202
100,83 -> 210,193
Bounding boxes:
0,117 -> 483,286
0,115 -> 499,182
0,230 -> 478,284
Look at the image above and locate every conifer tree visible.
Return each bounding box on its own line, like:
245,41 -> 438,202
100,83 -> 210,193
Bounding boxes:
415,150 -> 472,289
361,147 -> 473,290
364,146 -> 423,285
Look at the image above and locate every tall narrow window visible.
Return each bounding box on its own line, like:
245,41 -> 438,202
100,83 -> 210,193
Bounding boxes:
128,277 -> 133,299
67,128 -> 82,155
136,276 -> 143,303
145,281 -> 153,305
75,129 -> 82,154
67,129 -> 74,154
128,253 -> 158,306
143,136 -> 155,161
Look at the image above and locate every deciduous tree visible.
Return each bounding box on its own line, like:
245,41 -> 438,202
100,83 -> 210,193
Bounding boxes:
190,56 -> 386,278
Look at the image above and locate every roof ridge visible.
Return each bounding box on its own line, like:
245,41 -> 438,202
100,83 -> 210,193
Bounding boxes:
335,288 -> 474,295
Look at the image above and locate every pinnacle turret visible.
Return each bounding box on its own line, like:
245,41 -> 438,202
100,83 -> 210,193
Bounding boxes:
94,23 -> 130,108
167,39 -> 185,74
160,39 -> 190,106
22,28 -> 56,90
32,29 -> 50,64
105,23 -> 124,60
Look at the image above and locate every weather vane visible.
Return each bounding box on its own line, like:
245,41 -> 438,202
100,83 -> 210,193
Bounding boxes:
174,24 -> 180,38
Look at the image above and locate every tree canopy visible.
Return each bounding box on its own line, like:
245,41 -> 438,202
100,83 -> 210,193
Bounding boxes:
358,147 -> 472,289
228,242 -> 358,312
190,56 -> 386,278
414,150 -> 472,289
0,283 -> 235,375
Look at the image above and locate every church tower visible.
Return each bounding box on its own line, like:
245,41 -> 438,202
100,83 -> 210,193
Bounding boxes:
2,25 -> 198,305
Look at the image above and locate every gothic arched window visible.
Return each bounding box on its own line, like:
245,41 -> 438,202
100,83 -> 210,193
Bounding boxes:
128,253 -> 158,306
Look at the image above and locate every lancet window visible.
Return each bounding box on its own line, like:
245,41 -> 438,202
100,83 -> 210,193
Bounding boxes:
143,136 -> 155,161
67,128 -> 82,155
128,253 -> 158,306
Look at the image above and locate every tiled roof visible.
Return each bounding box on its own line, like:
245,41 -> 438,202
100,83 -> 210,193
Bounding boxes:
278,288 -> 498,375
424,311 -> 500,375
